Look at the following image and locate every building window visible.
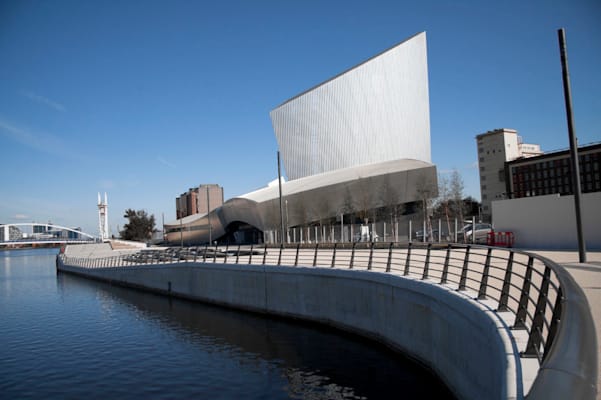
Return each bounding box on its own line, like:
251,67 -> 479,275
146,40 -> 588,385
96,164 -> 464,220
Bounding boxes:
482,194 -> 488,200
479,157 -> 484,162
480,166 -> 485,171
481,185 -> 487,190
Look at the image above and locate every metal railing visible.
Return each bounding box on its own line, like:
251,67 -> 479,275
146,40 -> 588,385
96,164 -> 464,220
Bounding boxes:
57,242 -> 597,399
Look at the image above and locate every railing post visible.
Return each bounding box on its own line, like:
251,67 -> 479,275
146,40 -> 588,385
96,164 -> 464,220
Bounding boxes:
277,243 -> 283,265
262,244 -> 267,265
367,241 -> 374,270
294,243 -> 300,266
478,248 -> 493,299
213,243 -> 218,263
404,242 -> 412,276
498,252 -> 514,311
458,246 -> 471,291
224,244 -> 229,263
386,242 -> 393,272
523,265 -> 552,359
249,243 -> 254,264
514,256 -> 534,329
203,244 -> 208,262
422,243 -> 432,280
331,242 -> 337,268
236,245 -> 240,264
349,242 -> 356,269
313,243 -> 319,267
441,244 -> 451,284
543,287 -> 563,361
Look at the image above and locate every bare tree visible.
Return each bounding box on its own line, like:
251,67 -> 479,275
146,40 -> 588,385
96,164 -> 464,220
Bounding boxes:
378,177 -> 405,239
356,178 -> 374,225
450,169 -> 465,225
436,174 -> 452,239
415,173 -> 437,241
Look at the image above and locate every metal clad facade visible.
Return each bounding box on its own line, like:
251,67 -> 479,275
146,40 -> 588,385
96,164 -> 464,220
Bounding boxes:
270,32 -> 431,180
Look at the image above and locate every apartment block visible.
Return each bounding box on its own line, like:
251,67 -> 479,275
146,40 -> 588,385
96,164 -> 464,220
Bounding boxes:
175,184 -> 224,219
476,128 -> 542,221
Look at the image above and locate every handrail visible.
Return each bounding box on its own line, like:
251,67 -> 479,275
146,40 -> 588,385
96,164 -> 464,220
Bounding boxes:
57,242 -> 598,399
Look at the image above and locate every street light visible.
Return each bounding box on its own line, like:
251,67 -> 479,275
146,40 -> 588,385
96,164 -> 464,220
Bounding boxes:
285,199 -> 289,243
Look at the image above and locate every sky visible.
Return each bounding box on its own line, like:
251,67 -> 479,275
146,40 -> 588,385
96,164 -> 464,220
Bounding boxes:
1,0 -> 600,237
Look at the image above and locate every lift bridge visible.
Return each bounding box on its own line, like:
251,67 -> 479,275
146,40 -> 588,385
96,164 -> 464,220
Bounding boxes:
0,223 -> 97,247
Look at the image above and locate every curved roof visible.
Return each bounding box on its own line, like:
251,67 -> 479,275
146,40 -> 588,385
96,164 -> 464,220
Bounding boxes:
239,158 -> 434,203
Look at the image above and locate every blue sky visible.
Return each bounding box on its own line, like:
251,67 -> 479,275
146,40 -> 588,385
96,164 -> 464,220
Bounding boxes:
1,0 -> 600,237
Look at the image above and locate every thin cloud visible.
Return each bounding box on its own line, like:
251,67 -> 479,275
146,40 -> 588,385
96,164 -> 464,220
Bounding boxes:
465,161 -> 479,170
0,118 -> 86,162
157,156 -> 176,168
0,118 -> 63,154
13,214 -> 30,220
20,90 -> 66,112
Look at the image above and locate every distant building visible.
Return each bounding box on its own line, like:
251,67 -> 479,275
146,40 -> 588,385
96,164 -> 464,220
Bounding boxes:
506,142 -> 601,198
476,128 -> 542,221
176,184 -> 224,219
33,224 -> 48,234
165,32 -> 437,245
484,138 -> 601,250
67,228 -> 81,239
0,225 -> 22,241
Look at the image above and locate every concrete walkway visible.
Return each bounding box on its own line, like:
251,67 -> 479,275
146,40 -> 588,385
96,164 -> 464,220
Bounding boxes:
530,250 -> 601,399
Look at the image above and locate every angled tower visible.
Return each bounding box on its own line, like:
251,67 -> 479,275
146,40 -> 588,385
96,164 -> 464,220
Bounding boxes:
270,32 -> 430,180
97,192 -> 109,241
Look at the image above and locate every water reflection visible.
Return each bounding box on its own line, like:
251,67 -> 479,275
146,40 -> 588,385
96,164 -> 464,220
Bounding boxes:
56,271 -> 454,399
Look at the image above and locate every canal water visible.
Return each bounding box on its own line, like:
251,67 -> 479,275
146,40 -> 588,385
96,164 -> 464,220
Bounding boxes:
0,248 -> 455,399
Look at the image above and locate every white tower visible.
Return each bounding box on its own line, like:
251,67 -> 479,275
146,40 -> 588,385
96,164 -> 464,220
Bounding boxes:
97,192 -> 109,241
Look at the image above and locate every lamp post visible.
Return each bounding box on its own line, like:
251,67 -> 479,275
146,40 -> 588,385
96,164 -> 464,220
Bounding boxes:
277,151 -> 285,245
285,199 -> 289,243
558,28 -> 586,262
206,185 -> 212,244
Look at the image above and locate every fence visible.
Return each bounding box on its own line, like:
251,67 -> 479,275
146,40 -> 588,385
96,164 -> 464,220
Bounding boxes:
58,241 -> 597,398
263,217 -> 485,245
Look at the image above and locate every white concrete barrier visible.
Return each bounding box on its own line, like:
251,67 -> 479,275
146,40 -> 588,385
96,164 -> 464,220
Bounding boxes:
57,259 -> 519,400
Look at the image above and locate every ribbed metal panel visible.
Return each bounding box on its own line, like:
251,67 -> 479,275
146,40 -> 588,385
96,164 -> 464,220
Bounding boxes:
270,32 -> 430,180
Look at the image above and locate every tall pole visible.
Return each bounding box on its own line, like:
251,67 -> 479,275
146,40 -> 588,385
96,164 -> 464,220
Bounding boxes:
285,199 -> 289,243
206,185 -> 212,244
277,151 -> 285,245
558,28 -> 586,262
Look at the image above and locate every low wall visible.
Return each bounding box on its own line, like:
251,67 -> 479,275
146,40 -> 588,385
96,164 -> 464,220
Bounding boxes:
492,192 -> 601,250
57,259 -> 519,400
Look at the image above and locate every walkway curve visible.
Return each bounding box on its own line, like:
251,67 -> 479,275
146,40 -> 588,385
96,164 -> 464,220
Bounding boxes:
56,242 -> 598,400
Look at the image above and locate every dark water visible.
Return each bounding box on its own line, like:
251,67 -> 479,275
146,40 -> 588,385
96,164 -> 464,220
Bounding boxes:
0,248 -> 454,399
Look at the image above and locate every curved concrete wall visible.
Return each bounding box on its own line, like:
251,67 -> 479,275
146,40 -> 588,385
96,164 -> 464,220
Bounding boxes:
57,261 -> 519,400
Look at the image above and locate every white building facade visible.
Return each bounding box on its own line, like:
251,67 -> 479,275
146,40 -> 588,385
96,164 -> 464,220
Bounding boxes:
270,32 -> 431,180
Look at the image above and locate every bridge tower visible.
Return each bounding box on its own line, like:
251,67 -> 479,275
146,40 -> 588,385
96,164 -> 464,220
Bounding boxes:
97,192 -> 109,241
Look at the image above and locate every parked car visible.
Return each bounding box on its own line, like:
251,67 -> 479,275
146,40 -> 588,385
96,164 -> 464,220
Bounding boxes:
464,223 -> 493,244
